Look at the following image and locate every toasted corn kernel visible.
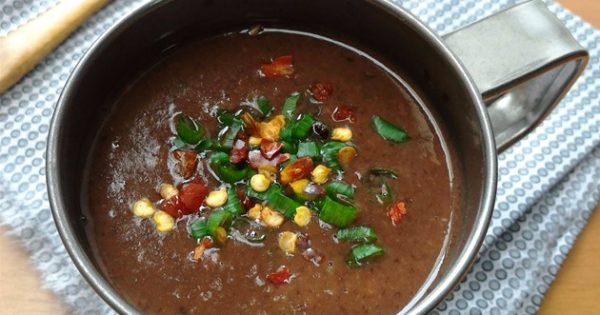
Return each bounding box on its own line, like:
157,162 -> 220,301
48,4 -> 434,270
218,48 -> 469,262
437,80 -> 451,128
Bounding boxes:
250,174 -> 271,192
153,210 -> 175,232
290,179 -> 309,196
259,115 -> 286,141
132,198 -> 155,218
294,206 -> 311,227
258,165 -> 278,181
159,183 -> 179,200
331,127 -> 352,142
248,204 -> 263,221
249,136 -> 263,146
337,146 -> 358,168
215,226 -> 228,244
278,231 -> 298,254
311,164 -> 331,184
205,188 -> 228,208
261,206 -> 284,228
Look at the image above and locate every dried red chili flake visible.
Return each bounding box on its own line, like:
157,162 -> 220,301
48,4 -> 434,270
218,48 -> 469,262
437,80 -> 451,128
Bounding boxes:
236,188 -> 253,211
178,179 -> 208,214
248,150 -> 289,169
261,55 -> 294,78
332,105 -> 356,123
387,201 -> 407,225
172,150 -> 198,179
280,156 -> 314,184
162,196 -> 183,218
266,266 -> 291,285
309,82 -> 333,102
260,139 -> 283,160
229,139 -> 249,164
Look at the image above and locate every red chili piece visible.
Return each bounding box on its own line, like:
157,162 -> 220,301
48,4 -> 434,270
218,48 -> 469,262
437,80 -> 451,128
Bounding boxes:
280,156 -> 314,184
230,139 -> 249,164
266,266 -> 291,285
387,201 -> 407,225
310,82 -> 333,102
172,150 -> 198,179
261,55 -> 294,78
332,105 -> 356,123
248,150 -> 289,169
260,139 -> 283,160
236,188 -> 253,211
162,196 -> 183,218
178,179 -> 208,214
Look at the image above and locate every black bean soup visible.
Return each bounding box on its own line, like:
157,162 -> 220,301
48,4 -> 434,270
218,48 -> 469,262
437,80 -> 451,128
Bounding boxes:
86,28 -> 461,314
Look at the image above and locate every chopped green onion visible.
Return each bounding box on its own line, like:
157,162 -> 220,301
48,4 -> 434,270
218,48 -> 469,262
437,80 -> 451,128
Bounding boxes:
292,114 -> 315,139
257,96 -> 273,117
190,219 -> 210,240
346,243 -> 384,268
195,139 -> 217,153
335,226 -> 378,243
297,141 -> 320,158
281,141 -> 298,154
279,124 -> 294,142
282,92 -> 300,120
320,141 -> 346,171
318,196 -> 357,228
325,181 -> 355,199
206,209 -> 232,236
223,186 -> 243,216
217,110 -> 236,126
368,168 -> 399,179
210,152 -> 254,183
219,121 -> 243,149
176,114 -> 205,144
376,182 -> 394,203
266,189 -> 301,219
371,115 -> 408,143
173,137 -> 186,149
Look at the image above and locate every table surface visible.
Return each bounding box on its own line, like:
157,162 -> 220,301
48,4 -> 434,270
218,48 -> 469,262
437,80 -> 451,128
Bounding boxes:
0,0 -> 598,314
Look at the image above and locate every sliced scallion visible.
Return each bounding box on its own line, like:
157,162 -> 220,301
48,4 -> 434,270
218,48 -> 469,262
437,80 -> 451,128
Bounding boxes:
318,196 -> 357,228
190,219 -> 210,240
297,141 -> 320,158
325,181 -> 355,199
223,186 -> 243,216
371,115 -> 408,143
368,168 -> 399,179
257,96 -> 272,117
282,92 -> 300,120
206,210 -> 232,238
176,114 -> 205,144
346,243 -> 384,268
335,226 -> 378,243
292,114 -> 315,139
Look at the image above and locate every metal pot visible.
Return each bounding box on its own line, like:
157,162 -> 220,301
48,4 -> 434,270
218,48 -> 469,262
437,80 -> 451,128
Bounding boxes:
47,0 -> 587,314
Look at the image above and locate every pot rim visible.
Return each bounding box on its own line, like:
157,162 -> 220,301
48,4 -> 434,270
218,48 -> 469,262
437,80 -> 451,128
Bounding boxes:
46,1 -> 497,314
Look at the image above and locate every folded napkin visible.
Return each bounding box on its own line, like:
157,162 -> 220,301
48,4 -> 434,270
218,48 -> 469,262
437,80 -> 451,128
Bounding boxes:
0,0 -> 598,314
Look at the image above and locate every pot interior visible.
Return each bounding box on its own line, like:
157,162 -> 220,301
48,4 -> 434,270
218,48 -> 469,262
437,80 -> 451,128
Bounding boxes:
50,0 -> 494,313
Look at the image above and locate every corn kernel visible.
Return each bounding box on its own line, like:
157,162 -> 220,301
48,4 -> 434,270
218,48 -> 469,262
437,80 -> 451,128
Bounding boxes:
214,226 -> 228,244
294,206 -> 311,227
278,231 -> 298,254
290,179 -> 309,196
153,210 -> 175,233
259,115 -> 286,141
159,183 -> 178,200
311,164 -> 331,184
248,204 -> 263,221
258,165 -> 278,181
331,127 -> 352,142
250,174 -> 271,192
338,146 -> 358,168
261,206 -> 284,228
132,198 -> 155,218
205,188 -> 228,208
249,136 -> 263,146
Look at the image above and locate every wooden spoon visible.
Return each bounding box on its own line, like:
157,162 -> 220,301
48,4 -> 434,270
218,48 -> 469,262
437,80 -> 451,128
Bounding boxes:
0,0 -> 110,94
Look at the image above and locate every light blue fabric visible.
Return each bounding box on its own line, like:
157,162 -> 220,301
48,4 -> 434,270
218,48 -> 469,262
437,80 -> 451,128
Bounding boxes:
0,0 -> 598,314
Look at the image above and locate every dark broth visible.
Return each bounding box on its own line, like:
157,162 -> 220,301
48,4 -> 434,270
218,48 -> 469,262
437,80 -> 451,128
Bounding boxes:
86,30 -> 460,314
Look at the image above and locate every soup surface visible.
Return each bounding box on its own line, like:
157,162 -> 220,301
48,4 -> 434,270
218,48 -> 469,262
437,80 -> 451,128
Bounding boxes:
86,29 -> 460,314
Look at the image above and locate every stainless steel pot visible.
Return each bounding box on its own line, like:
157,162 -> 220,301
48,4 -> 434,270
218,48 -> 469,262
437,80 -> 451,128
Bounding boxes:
47,0 -> 588,314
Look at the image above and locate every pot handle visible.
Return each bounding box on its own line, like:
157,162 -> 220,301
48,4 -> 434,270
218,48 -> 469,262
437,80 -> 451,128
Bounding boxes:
443,0 -> 588,151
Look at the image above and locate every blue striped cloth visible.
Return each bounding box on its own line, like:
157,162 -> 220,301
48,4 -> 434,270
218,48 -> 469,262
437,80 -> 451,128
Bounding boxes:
0,0 -> 598,313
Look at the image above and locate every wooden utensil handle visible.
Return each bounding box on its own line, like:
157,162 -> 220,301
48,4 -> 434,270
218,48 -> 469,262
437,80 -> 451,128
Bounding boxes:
0,0 -> 110,94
